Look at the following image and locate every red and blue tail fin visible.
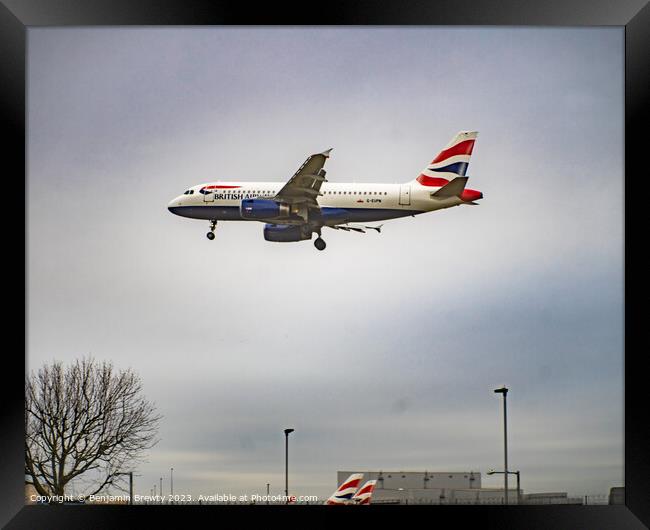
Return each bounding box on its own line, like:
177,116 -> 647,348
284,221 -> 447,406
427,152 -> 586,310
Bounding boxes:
324,473 -> 364,505
414,131 -> 478,187
352,480 -> 377,505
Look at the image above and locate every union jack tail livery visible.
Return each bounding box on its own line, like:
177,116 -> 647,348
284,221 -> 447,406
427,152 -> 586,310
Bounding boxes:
415,131 -> 478,187
351,480 -> 377,505
324,473 -> 364,505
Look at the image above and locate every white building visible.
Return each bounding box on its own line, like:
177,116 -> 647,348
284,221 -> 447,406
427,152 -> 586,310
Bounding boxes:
338,470 -> 481,491
337,471 -> 521,504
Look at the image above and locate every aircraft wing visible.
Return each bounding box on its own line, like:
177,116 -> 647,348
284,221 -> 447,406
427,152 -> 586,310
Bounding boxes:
273,149 -> 332,207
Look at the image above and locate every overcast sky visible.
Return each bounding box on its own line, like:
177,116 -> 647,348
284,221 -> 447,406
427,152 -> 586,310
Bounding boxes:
27,27 -> 623,500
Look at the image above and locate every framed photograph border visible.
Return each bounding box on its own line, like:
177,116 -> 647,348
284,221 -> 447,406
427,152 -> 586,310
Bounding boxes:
3,1 -> 647,527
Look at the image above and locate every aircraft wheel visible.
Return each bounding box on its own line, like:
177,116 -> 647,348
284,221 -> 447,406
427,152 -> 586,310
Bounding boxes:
206,232 -> 215,240
314,237 -> 326,251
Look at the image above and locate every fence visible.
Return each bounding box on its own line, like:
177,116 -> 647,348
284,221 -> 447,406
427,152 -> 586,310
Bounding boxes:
122,494 -> 611,506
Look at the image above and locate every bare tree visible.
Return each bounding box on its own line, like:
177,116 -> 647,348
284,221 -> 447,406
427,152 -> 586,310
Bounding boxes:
25,358 -> 161,500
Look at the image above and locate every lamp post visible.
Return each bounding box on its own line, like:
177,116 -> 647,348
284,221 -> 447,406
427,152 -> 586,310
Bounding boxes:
114,471 -> 134,505
284,428 -> 294,503
266,483 -> 270,505
487,469 -> 521,504
494,386 -> 509,505
514,470 -> 520,504
171,468 -> 174,497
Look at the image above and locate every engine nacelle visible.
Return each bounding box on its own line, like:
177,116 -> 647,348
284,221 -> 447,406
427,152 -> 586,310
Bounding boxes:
240,199 -> 289,220
263,224 -> 311,242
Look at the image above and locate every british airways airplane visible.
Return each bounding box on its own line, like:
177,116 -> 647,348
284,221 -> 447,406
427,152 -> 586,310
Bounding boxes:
324,474 -> 378,505
167,131 -> 482,250
324,473 -> 364,505
350,480 -> 377,505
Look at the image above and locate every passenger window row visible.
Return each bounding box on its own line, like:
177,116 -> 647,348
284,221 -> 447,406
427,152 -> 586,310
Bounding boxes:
324,191 -> 387,195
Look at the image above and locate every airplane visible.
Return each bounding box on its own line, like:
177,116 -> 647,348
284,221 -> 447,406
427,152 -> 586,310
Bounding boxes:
167,131 -> 482,250
351,480 -> 378,505
324,473 -> 364,505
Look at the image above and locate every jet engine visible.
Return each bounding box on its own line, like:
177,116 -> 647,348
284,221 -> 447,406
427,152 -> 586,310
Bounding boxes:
240,199 -> 290,220
263,224 -> 311,242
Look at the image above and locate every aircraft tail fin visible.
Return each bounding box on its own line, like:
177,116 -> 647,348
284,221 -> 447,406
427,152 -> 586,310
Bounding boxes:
352,480 -> 377,505
324,473 -> 364,505
414,131 -> 478,187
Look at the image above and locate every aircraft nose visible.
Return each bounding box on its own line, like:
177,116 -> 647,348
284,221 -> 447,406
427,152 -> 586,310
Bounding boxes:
168,197 -> 183,214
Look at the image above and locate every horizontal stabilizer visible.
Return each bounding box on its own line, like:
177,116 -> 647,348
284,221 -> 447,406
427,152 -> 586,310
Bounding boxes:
431,176 -> 468,199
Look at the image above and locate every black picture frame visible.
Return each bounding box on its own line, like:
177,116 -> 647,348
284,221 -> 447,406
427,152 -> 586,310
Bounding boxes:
3,1 -> 648,528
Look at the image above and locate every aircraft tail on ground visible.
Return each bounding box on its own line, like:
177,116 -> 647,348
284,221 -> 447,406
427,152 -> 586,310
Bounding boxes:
324,473 -> 364,505
351,480 -> 377,505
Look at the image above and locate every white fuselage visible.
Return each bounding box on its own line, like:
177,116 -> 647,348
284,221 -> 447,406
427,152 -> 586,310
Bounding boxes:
167,180 -> 464,224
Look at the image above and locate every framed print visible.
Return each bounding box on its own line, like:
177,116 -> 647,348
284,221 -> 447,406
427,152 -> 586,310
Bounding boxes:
3,1 -> 648,528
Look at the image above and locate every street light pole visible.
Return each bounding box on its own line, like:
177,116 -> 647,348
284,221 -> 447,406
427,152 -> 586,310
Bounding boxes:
494,386 -> 509,505
515,470 -> 520,505
284,428 -> 294,503
487,470 -> 521,504
114,471 -> 134,505
171,468 -> 174,498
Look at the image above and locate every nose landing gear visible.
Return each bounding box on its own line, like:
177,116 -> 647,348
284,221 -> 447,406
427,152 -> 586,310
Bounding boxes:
206,220 -> 217,240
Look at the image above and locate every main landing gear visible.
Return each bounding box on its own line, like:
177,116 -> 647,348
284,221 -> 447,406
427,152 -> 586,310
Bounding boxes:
206,220 -> 217,240
312,227 -> 326,251
314,237 -> 326,251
